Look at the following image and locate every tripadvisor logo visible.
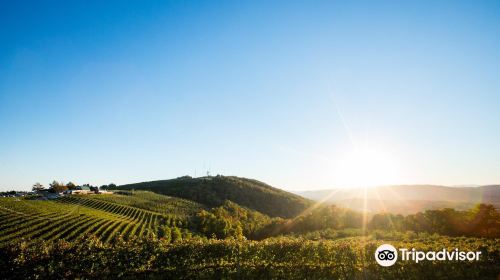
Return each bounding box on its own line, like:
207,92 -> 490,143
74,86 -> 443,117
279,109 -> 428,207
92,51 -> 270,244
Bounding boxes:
375,244 -> 482,267
375,244 -> 398,266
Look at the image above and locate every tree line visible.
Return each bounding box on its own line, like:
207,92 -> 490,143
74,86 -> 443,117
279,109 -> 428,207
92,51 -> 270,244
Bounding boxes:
194,202 -> 500,239
368,203 -> 499,238
31,181 -> 117,193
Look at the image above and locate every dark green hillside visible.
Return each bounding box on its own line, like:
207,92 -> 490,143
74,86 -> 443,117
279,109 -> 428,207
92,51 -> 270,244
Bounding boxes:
116,176 -> 313,218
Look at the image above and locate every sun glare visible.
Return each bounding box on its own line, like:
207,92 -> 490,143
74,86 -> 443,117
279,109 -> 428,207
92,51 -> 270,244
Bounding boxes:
333,147 -> 403,188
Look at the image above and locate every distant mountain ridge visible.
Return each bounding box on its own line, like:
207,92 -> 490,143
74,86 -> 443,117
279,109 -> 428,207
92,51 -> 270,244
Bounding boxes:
299,185 -> 500,214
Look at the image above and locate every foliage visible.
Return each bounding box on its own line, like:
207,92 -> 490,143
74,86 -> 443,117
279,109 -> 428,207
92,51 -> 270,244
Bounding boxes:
49,180 -> 68,193
368,204 -> 500,238
250,203 -> 500,239
31,183 -> 44,192
194,201 -> 273,239
66,182 -> 76,190
0,236 -> 498,279
112,175 -> 313,218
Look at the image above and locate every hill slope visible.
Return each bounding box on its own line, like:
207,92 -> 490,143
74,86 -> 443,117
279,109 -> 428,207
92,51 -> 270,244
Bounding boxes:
299,185 -> 500,214
116,176 -> 313,218
0,191 -> 192,246
90,190 -> 204,217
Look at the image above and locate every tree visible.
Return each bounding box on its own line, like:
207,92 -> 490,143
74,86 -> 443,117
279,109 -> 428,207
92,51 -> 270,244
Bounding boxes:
32,183 -> 44,192
49,181 -> 68,193
66,182 -> 76,190
467,204 -> 500,237
369,213 -> 395,231
99,183 -> 116,190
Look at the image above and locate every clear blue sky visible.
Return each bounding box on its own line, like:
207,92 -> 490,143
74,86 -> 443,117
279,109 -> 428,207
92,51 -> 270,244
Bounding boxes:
1,0 -> 499,191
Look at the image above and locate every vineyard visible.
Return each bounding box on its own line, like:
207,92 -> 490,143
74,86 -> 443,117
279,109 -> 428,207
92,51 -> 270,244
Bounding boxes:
0,181 -> 499,279
89,190 -> 204,217
0,192 -> 194,246
1,236 -> 498,279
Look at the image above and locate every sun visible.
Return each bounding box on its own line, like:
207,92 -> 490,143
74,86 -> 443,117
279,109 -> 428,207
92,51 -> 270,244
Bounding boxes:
333,147 -> 403,188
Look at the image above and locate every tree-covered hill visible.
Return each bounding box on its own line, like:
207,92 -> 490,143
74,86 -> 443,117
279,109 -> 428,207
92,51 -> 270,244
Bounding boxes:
115,176 -> 313,218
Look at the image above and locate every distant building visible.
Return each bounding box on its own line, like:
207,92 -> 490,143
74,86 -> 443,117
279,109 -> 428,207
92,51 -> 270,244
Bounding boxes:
98,190 -> 113,194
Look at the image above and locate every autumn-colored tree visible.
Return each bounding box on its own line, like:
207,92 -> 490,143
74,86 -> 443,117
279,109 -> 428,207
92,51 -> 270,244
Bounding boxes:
49,180 -> 68,193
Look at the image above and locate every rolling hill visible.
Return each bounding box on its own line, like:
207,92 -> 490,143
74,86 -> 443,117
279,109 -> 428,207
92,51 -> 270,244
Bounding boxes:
1,177 -> 499,250
0,191 -> 194,246
298,185 -> 500,214
114,176 -> 313,218
0,176 -> 313,246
